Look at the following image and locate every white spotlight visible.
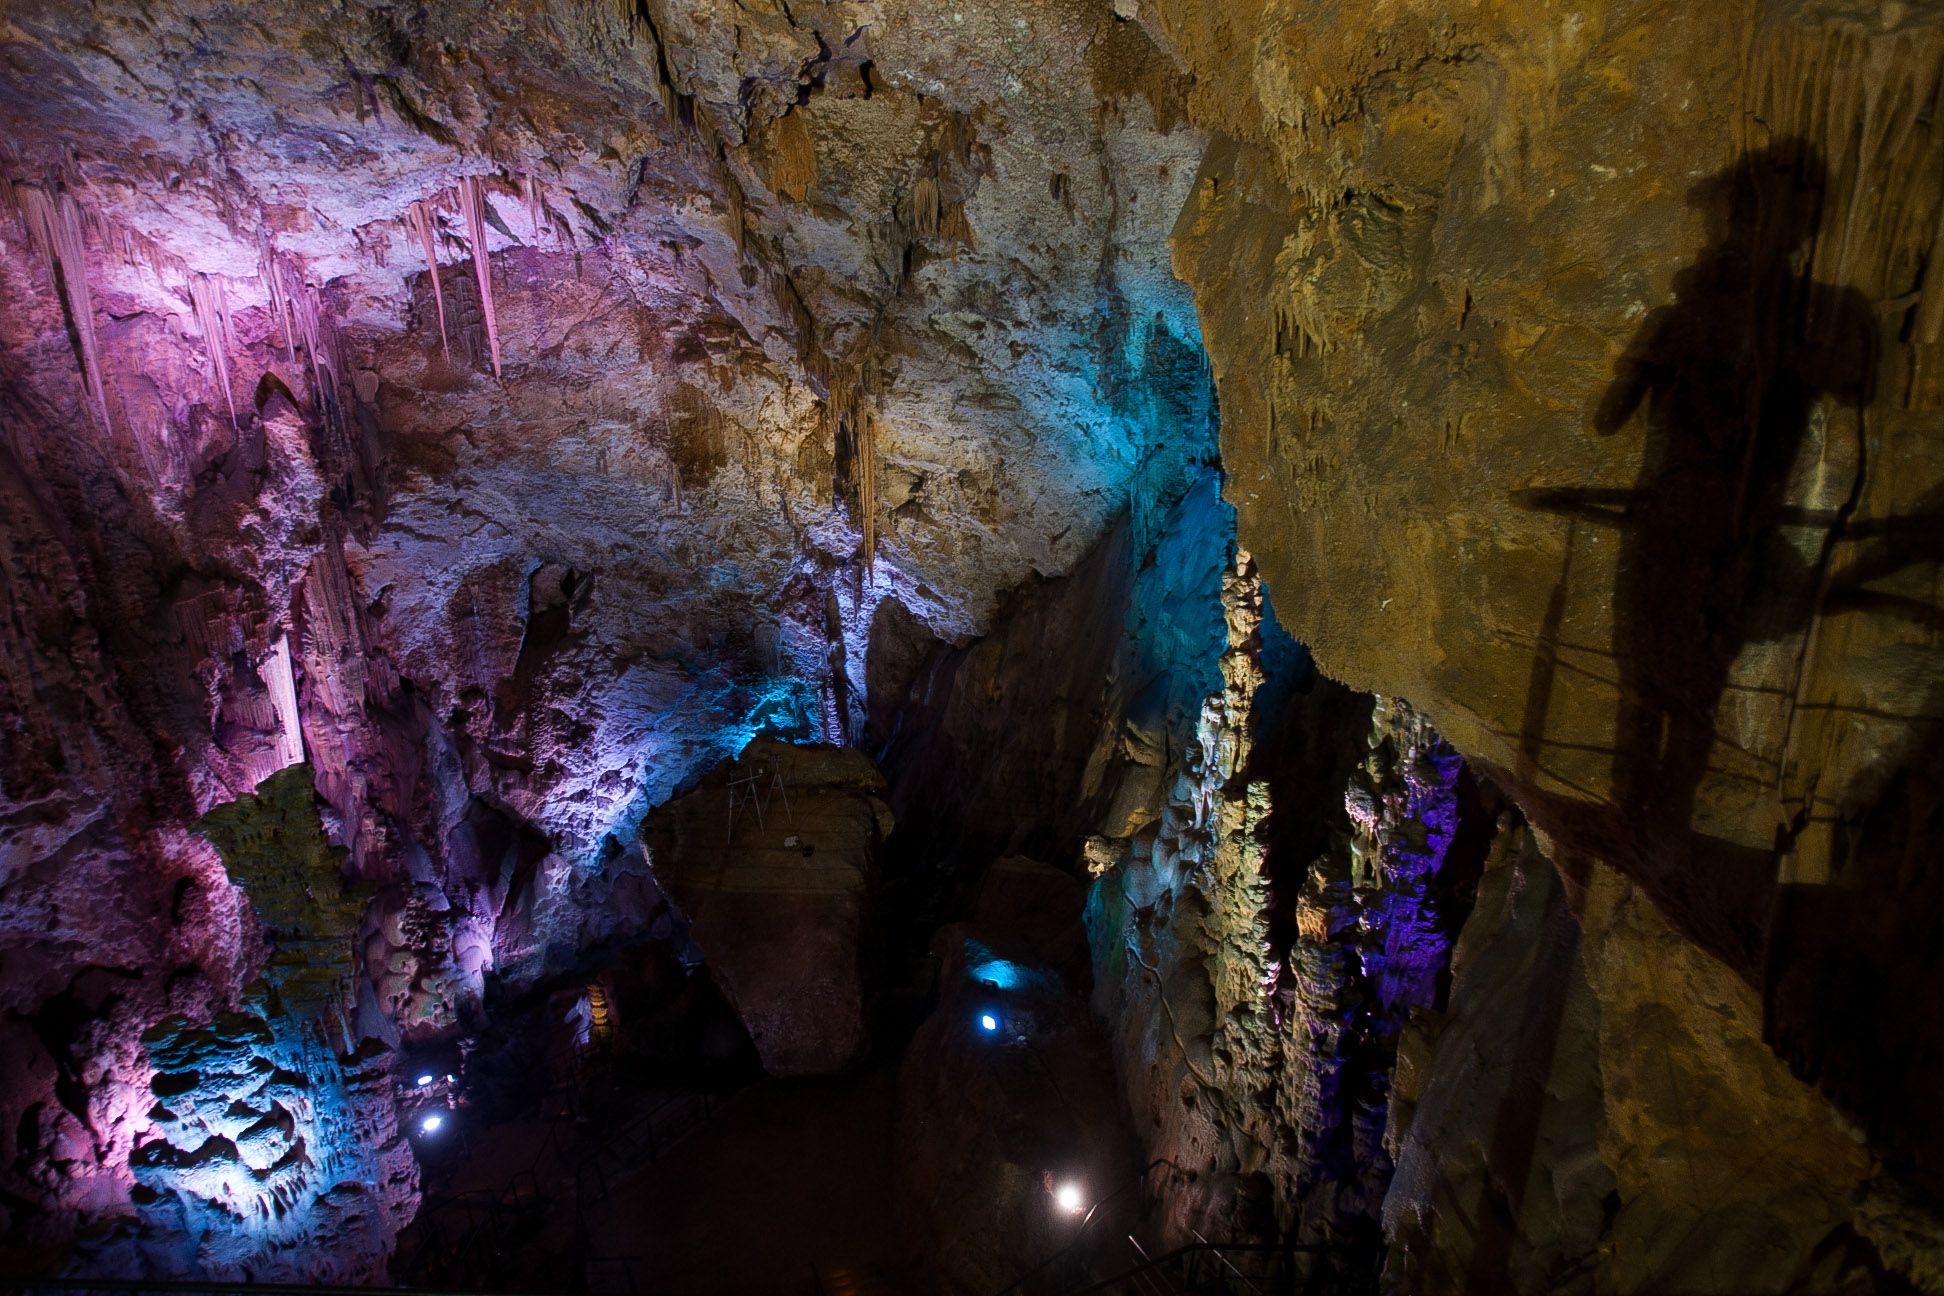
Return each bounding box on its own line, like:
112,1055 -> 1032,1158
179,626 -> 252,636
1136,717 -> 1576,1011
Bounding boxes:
415,1073 -> 435,1087
420,1113 -> 444,1135
1054,1181 -> 1086,1216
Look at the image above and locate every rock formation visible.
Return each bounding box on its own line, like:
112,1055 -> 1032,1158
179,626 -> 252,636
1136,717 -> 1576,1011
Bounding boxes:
642,738 -> 893,1075
0,0 -> 1939,1289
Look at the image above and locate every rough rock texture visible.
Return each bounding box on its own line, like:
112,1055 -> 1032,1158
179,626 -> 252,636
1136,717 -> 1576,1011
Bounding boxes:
83,767 -> 416,1280
883,469 -> 1229,875
882,459 -> 1479,1260
642,739 -> 893,1075
0,0 -> 1213,1270
2,0 -> 1942,1285
1083,563 -> 1477,1258
1386,824 -> 1886,1295
1140,0 -> 1944,1282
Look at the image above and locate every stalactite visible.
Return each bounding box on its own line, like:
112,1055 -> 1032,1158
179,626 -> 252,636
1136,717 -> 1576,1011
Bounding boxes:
13,185 -> 112,432
728,180 -> 748,259
188,273 -> 240,428
260,236 -> 299,373
858,409 -> 878,574
937,201 -> 974,250
523,172 -> 547,243
457,176 -> 504,379
264,631 -> 307,773
909,174 -> 942,238
403,199 -> 451,360
289,273 -> 341,417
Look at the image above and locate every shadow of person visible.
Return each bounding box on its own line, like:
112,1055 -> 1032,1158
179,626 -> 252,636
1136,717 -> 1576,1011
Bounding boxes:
1593,142 -> 1876,867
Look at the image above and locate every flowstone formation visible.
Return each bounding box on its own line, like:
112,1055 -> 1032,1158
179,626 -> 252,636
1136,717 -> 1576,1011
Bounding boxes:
97,767 -> 415,1280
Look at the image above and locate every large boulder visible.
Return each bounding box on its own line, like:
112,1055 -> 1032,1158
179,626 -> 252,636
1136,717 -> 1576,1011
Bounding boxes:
642,740 -> 892,1075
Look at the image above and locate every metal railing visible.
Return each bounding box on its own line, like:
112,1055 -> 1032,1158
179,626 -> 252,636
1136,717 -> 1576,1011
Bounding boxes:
990,1159 -> 1185,1296
1060,1240 -> 1381,1296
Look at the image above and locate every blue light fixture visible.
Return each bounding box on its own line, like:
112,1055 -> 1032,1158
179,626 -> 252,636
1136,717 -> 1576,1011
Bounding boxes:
978,1011 -> 1000,1034
420,1113 -> 445,1135
415,1073 -> 435,1087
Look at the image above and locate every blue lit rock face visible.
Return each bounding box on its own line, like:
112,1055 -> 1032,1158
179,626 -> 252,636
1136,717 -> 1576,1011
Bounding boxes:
99,767 -> 417,1281
129,1017 -> 413,1281
879,469 -> 1231,871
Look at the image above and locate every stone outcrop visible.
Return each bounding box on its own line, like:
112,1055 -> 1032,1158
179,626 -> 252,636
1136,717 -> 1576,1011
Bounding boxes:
1386,823 -> 1885,1295
642,739 -> 893,1075
1135,0 -> 1944,1283
80,767 -> 416,1280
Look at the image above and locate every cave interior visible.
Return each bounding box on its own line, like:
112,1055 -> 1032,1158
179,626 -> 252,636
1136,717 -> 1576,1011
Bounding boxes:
1,1 -> 1943,1294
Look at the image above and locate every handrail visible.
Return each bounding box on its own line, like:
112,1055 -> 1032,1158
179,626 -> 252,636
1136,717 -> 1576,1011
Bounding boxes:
989,1158 -> 1187,1296
1190,1229 -> 1266,1296
1060,1240 -> 1378,1296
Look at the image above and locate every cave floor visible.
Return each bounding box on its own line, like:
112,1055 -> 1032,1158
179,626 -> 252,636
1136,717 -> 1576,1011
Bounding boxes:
581,1059 -> 912,1295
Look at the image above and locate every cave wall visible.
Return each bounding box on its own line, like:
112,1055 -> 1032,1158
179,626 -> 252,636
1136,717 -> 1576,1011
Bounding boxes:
1385,824 -> 1892,1295
879,460 -> 1488,1262
1131,0 -> 1944,1286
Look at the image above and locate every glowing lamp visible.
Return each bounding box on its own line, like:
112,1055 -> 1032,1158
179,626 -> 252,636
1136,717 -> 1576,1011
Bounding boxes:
420,1113 -> 445,1135
978,1012 -> 1000,1034
415,1073 -> 435,1087
1054,1181 -> 1086,1216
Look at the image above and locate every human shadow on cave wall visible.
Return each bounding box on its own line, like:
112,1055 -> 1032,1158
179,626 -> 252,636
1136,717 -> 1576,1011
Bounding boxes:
1514,141 -> 1877,974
